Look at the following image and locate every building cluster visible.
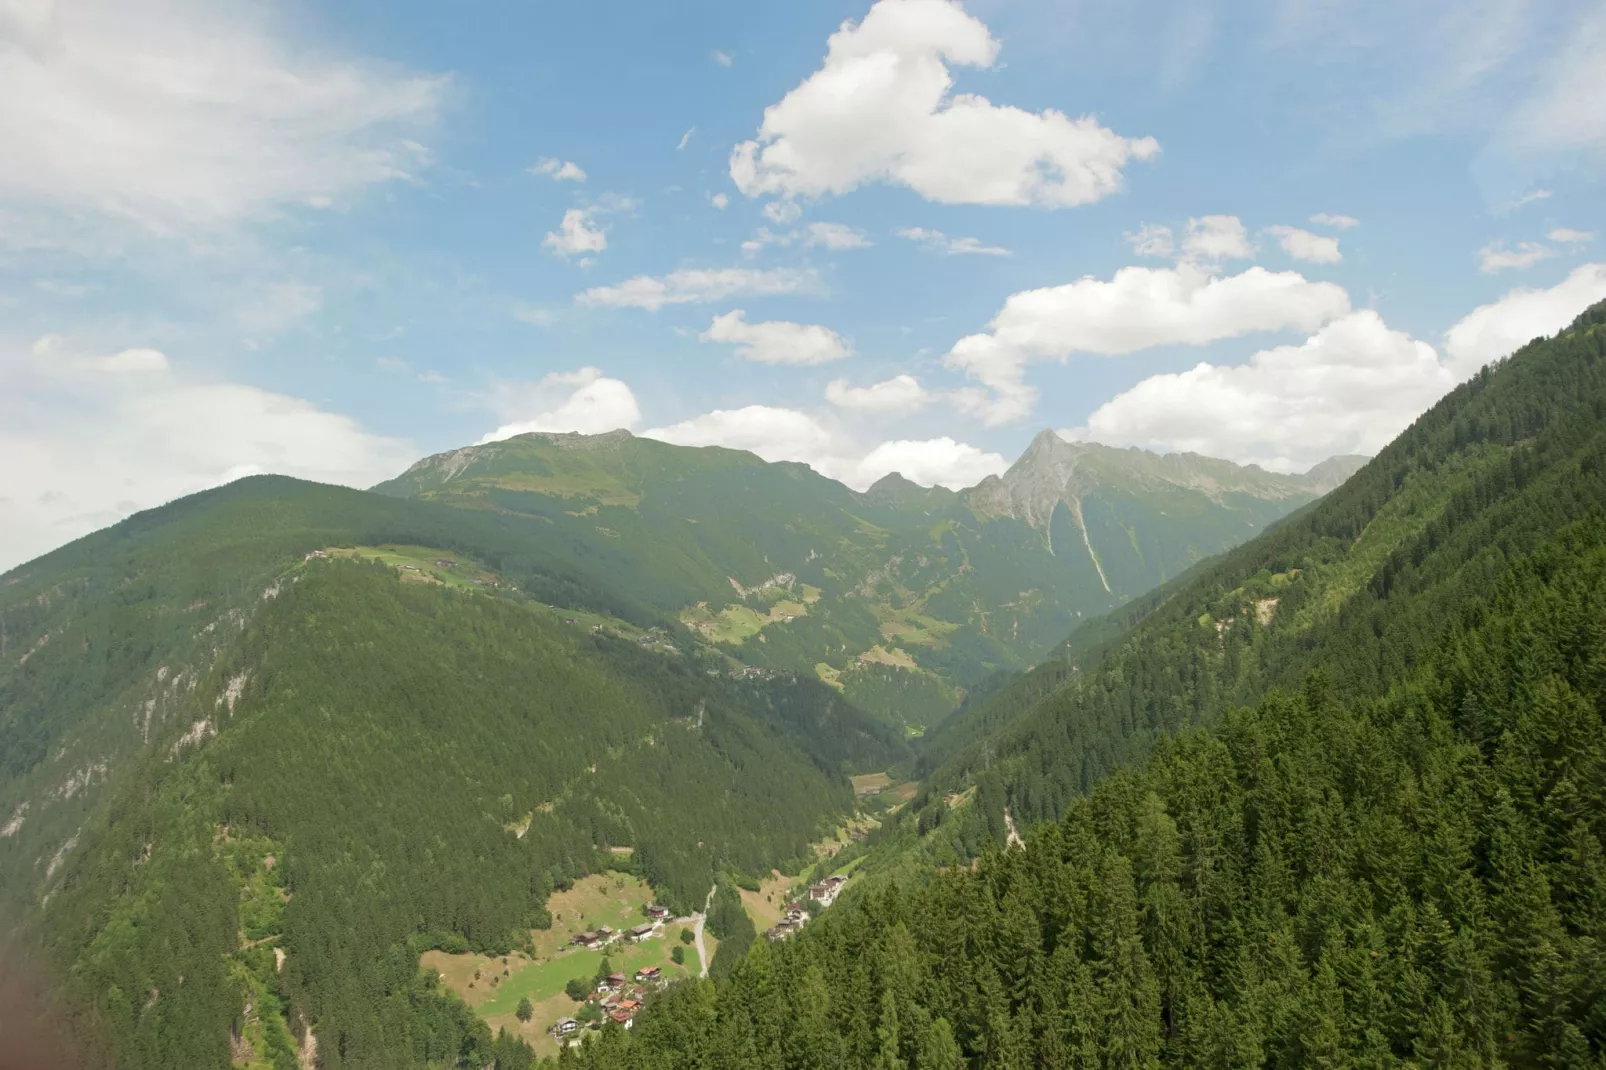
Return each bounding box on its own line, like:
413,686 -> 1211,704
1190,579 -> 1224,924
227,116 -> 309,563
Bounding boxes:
764,874 -> 850,941
552,965 -> 667,1038
569,905 -> 671,951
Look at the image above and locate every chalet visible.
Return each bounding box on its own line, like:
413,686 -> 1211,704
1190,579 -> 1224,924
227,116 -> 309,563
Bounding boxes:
435,559 -> 456,568
784,907 -> 807,925
634,966 -> 661,983
571,931 -> 602,949
553,1018 -> 579,1037
808,883 -> 831,902
597,925 -> 615,940
764,927 -> 786,941
607,972 -> 628,988
630,923 -> 656,941
645,904 -> 670,920
826,875 -> 848,889
608,1009 -> 636,1028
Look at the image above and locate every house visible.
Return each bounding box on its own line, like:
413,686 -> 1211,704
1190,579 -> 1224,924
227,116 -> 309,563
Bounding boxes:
646,904 -> 670,920
764,927 -> 786,941
553,1019 -> 579,1037
572,931 -> 602,949
597,925 -> 615,940
808,883 -> 831,902
630,923 -> 656,941
634,966 -> 661,983
607,972 -> 628,988
304,550 -> 328,560
435,559 -> 456,568
784,907 -> 807,925
826,875 -> 848,889
608,1009 -> 636,1028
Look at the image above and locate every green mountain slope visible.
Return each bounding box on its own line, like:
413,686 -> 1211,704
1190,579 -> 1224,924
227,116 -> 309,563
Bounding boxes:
375,430 -> 1355,728
542,294 -> 1606,1069
918,298 -> 1606,823
0,479 -> 905,1069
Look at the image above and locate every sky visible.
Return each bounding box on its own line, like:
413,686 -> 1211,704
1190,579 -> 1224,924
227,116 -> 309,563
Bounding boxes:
3,0 -> 1606,570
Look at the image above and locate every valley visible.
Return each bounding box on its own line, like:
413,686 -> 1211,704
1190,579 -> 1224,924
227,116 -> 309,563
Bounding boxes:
1,298 -> 1603,1069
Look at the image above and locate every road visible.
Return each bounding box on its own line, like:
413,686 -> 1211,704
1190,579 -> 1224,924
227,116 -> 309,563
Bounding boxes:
693,884 -> 715,977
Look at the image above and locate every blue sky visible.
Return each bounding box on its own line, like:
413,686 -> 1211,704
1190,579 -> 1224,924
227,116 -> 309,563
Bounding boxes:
2,0 -> 1605,568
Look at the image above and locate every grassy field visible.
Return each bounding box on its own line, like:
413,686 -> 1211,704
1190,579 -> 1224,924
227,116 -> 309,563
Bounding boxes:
679,593 -> 812,646
329,545 -> 503,591
850,771 -> 893,795
421,874 -> 697,1056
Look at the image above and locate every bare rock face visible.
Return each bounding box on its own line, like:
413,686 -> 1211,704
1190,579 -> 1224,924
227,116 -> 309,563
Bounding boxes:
964,430 -> 1365,533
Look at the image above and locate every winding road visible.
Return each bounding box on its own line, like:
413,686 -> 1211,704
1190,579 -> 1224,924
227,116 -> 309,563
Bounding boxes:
692,884 -> 715,978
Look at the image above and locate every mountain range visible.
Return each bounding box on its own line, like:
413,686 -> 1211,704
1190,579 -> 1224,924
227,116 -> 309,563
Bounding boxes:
375,430 -> 1363,728
15,305 -> 1605,1070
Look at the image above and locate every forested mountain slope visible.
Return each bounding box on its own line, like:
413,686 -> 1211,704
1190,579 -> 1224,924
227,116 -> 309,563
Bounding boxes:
546,299 -> 1606,1068
376,430 -> 1354,728
918,297 -> 1606,825
0,479 -> 903,1069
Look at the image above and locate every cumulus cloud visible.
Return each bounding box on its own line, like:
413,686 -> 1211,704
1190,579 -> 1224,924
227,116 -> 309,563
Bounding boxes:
0,0 -> 446,233
1265,225 -> 1342,263
642,403 -> 1002,490
1479,241 -> 1554,273
1444,263 -> 1606,374
710,192 -> 730,210
1069,311 -> 1455,472
701,311 -> 851,365
713,50 -> 734,67
1549,228 -> 1595,244
1125,223 -> 1175,258
825,374 -> 931,414
729,0 -> 1157,209
0,335 -> 414,570
897,226 -> 1009,256
854,437 -> 1007,488
530,158 -> 587,182
1309,213 -> 1360,229
805,222 -> 873,249
1181,215 -> 1255,263
578,267 -> 819,310
945,262 -> 1352,424
543,208 -> 607,258
478,367 -> 642,443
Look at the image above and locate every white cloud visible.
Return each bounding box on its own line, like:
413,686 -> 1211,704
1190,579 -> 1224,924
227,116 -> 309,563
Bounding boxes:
1070,311 -> 1456,473
713,50 -> 734,67
741,227 -> 793,255
578,267 -> 818,310
1309,213 -> 1360,230
641,403 -> 1000,490
1265,225 -> 1342,263
701,310 -> 851,365
544,208 -> 607,258
825,374 -> 931,414
729,0 -> 1157,209
0,0 -> 445,234
805,222 -> 873,249
854,437 -> 1006,488
1499,6 -> 1606,161
1478,240 -> 1553,273
530,158 -> 587,182
1502,188 -> 1553,212
1181,215 -> 1255,263
1125,223 -> 1174,258
677,129 -> 695,151
479,368 -> 642,443
897,226 -> 1010,256
1444,263 -> 1606,374
710,192 -> 731,210
1549,228 -> 1595,244
945,262 -> 1352,425
0,335 -> 414,570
